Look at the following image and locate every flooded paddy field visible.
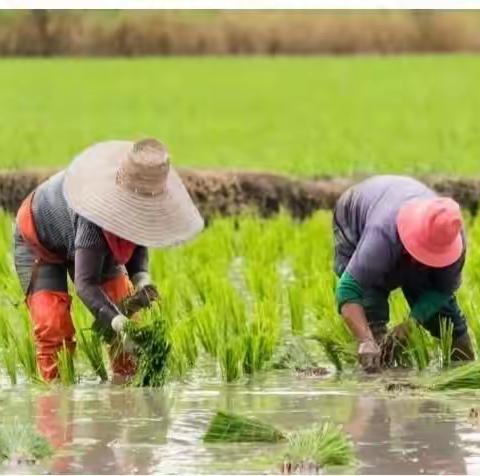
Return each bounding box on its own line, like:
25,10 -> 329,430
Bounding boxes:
2,211 -> 480,474
2,371 -> 480,475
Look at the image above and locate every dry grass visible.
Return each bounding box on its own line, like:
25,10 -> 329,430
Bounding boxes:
1,11 -> 480,56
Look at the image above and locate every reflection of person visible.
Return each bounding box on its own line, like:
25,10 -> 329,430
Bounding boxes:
35,392 -> 74,474
344,396 -> 467,475
14,139 -> 204,381
333,175 -> 474,372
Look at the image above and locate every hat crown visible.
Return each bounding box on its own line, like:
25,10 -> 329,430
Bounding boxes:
116,138 -> 170,197
422,198 -> 462,249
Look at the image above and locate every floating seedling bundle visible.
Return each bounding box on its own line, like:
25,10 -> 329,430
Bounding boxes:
203,411 -> 286,443
203,411 -> 355,471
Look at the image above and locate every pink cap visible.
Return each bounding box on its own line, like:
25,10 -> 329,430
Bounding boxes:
396,197 -> 463,268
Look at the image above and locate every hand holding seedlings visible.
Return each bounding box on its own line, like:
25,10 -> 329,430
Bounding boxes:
111,314 -> 136,354
119,285 -> 160,317
358,338 -> 381,373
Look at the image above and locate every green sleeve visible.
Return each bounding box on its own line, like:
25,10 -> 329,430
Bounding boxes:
410,291 -> 451,324
335,272 -> 364,313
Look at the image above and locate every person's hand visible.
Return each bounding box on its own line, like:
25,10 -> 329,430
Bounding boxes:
132,272 -> 160,304
141,284 -> 160,303
358,338 -> 381,373
111,314 -> 136,354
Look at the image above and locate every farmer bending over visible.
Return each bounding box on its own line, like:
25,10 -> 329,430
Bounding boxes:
333,175 -> 474,372
14,139 -> 203,381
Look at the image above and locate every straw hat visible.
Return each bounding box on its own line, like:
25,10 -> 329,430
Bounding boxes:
63,139 -> 204,248
396,197 -> 463,268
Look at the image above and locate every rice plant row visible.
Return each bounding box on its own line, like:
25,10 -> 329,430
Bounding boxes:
1,209 -> 480,385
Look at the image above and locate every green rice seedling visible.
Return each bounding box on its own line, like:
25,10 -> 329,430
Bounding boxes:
284,422 -> 355,469
0,312 -> 18,384
167,317 -> 198,378
0,419 -> 52,464
311,312 -> 356,372
125,316 -> 171,387
76,328 -> 108,382
243,299 -> 279,374
271,336 -> 320,371
72,298 -> 108,381
244,260 -> 279,303
57,343 -> 76,385
203,411 -> 286,443
400,321 -> 432,371
422,361 -> 480,391
9,309 -> 39,382
219,337 -> 245,382
438,318 -> 454,369
287,282 -> 305,336
194,302 -> 219,357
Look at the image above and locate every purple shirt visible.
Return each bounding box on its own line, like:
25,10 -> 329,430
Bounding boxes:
334,175 -> 465,294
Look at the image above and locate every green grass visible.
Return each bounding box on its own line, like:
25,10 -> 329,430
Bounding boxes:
1,56 -> 480,176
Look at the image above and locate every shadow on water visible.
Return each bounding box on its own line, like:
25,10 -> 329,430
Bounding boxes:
1,371 -> 480,474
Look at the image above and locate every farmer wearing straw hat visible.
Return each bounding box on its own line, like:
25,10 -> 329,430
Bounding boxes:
334,175 -> 474,372
14,139 -> 204,381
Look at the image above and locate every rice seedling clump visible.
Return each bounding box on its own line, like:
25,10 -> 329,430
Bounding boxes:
0,420 -> 52,465
423,361 -> 480,391
125,318 -> 171,387
283,422 -> 355,470
203,411 -> 286,443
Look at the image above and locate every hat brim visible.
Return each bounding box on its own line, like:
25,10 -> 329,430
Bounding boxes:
396,199 -> 463,268
63,140 -> 204,248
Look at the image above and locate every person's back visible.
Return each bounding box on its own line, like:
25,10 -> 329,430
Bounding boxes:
332,174 -> 473,372
334,175 -> 435,253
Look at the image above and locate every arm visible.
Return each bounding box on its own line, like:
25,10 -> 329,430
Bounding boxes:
74,247 -> 123,339
336,272 -> 375,343
126,246 -> 151,288
123,246 -> 159,313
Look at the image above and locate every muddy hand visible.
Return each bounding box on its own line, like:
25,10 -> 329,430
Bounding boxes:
358,339 -> 381,373
142,284 -> 160,303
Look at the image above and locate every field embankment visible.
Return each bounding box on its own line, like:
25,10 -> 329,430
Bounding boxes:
2,169 -> 480,219
1,11 -> 480,56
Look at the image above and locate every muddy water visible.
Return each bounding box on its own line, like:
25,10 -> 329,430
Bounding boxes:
1,371 -> 480,475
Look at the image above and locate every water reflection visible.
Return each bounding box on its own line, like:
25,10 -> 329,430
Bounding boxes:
1,372 -> 479,474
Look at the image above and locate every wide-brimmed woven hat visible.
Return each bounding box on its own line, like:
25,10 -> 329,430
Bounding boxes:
63,139 -> 204,248
396,197 -> 463,268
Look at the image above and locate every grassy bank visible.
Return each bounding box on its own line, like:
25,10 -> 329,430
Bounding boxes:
1,56 -> 480,176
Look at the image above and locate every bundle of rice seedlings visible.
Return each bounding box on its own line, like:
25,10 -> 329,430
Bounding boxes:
284,422 -> 355,469
0,420 -> 52,464
203,411 -> 286,443
125,317 -> 171,387
423,361 -> 480,391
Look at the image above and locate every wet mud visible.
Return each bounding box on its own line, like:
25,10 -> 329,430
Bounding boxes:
2,169 -> 480,220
